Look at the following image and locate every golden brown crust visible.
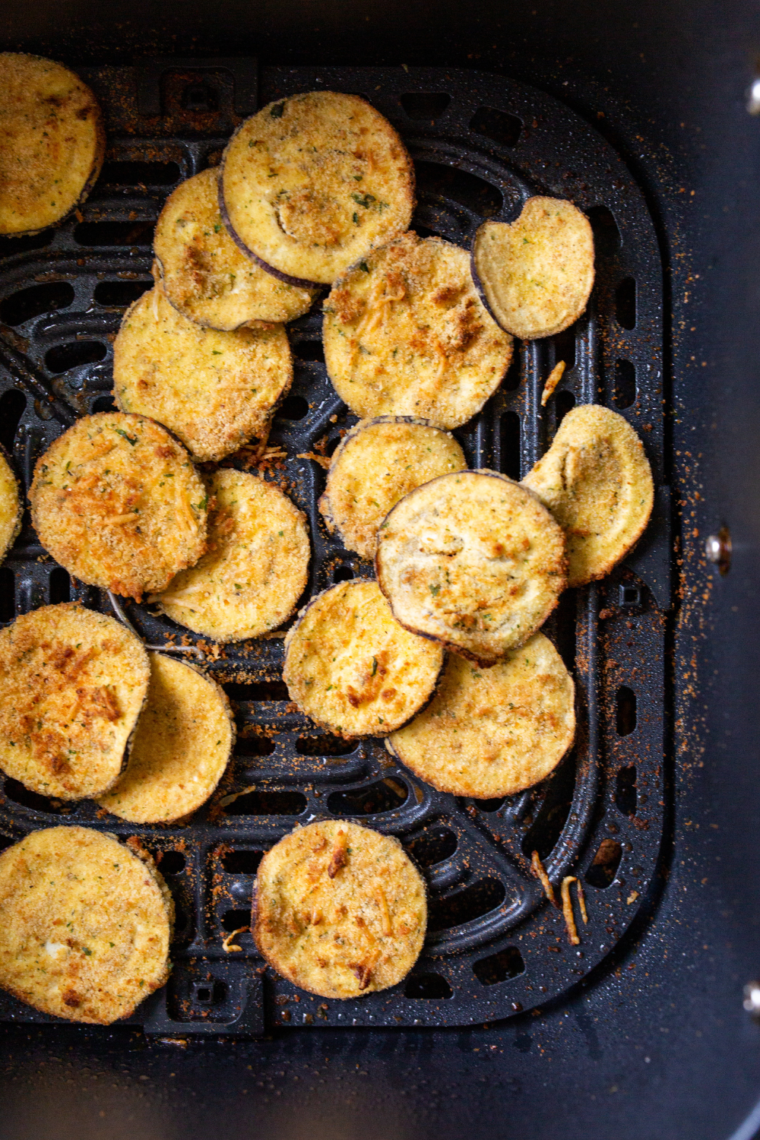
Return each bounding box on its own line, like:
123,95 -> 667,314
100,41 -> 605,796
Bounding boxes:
30,412 -> 208,600
389,634 -> 575,797
0,826 -> 171,1024
222,91 -> 415,285
254,820 -> 426,999
113,286 -> 293,462
375,470 -> 567,665
0,53 -> 104,236
154,168 -> 316,330
97,653 -> 235,823
522,404 -> 654,587
319,416 -> 467,560
0,604 -> 150,800
472,197 -> 595,340
323,232 -> 513,428
0,447 -> 21,564
154,469 -> 310,641
283,578 -> 443,737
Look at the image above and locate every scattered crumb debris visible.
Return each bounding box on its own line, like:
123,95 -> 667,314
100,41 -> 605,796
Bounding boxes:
531,850 -> 556,906
541,360 -> 566,406
561,875 -> 580,945
626,890 -> 639,905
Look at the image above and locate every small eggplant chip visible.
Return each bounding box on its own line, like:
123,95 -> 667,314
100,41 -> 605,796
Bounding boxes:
98,653 -> 234,823
0,603 -> 150,800
30,412 -> 208,600
324,232 -> 513,428
155,469 -> 310,642
283,578 -> 443,737
472,197 -> 594,339
0,53 -> 104,236
221,91 -> 415,286
389,634 -> 575,798
113,285 -> 293,462
319,416 -> 467,560
522,404 -> 654,587
154,168 -> 317,330
0,447 -> 21,564
376,470 -> 566,665
254,820 -> 427,999
0,826 -> 172,1024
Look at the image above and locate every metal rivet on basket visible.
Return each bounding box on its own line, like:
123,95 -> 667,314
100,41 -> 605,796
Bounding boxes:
705,528 -> 731,575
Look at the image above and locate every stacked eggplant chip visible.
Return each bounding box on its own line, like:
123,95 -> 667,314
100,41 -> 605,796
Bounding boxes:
4,70 -> 660,1014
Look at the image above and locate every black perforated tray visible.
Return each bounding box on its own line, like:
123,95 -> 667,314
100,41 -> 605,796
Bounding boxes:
0,61 -> 669,1034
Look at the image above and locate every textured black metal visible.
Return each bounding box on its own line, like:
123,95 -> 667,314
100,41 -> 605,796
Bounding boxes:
0,61 -> 668,1033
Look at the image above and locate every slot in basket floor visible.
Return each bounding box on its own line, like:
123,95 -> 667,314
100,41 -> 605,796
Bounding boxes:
0,61 -> 669,1033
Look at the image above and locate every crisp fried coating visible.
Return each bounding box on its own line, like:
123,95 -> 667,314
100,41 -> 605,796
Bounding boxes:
155,469 -> 310,641
376,470 -> 566,665
0,447 -> 21,564
154,168 -> 316,330
0,53 -> 104,235
523,404 -> 654,587
389,634 -> 575,797
472,197 -> 594,339
0,826 -> 172,1024
113,286 -> 293,462
324,232 -> 513,428
0,604 -> 150,800
254,820 -> 426,999
98,653 -> 234,823
30,413 -> 208,600
319,416 -> 467,560
222,92 -> 415,285
283,578 -> 443,737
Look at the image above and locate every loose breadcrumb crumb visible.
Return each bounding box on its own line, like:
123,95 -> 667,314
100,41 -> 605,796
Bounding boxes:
531,850 -> 556,906
541,360 -> 566,406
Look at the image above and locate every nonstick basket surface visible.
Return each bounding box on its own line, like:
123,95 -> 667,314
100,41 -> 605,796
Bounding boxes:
0,61 -> 669,1035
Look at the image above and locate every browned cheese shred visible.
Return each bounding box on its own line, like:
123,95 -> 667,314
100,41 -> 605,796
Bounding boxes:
561,875 -> 581,946
531,850 -> 557,906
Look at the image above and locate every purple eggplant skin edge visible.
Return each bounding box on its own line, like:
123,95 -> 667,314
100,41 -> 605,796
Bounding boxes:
469,222 -> 515,336
216,171 -> 322,292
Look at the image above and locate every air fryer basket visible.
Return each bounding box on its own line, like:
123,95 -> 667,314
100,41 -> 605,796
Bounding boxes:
0,9 -> 759,1139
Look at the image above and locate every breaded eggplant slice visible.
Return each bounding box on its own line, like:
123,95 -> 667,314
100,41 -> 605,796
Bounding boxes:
221,91 -> 415,286
254,820 -> 426,999
154,168 -> 317,330
0,604 -> 150,800
113,286 -> 293,462
30,412 -> 208,600
323,232 -> 513,428
523,404 -> 654,588
319,416 -> 467,560
376,470 -> 566,665
389,633 -> 575,798
155,469 -> 310,641
98,653 -> 234,823
472,197 -> 595,339
0,446 -> 21,563
0,826 -> 172,1024
0,53 -> 104,236
283,578 -> 443,737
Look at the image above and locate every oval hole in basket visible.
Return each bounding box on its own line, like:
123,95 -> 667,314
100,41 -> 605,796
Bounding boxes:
328,778 -> 408,815
277,395 -> 309,421
470,105 -> 522,148
221,909 -> 251,933
428,878 -> 506,932
296,735 -> 356,757
293,340 -> 325,364
584,838 -> 622,889
0,389 -> 26,452
222,789 -> 307,816
225,680 -> 289,701
48,568 -> 70,604
220,849 -> 263,875
237,732 -> 276,757
3,777 -> 64,814
415,161 -> 502,218
0,281 -> 74,327
587,205 -> 621,256
406,826 -> 458,868
93,280 -> 152,307
615,766 -> 637,817
473,946 -> 525,986
616,685 -> 637,736
99,160 -> 181,187
45,341 -> 107,374
404,972 -> 453,999
157,850 -> 186,875
0,568 -> 14,623
401,92 -> 451,120
520,751 -> 577,860
74,220 -> 154,247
